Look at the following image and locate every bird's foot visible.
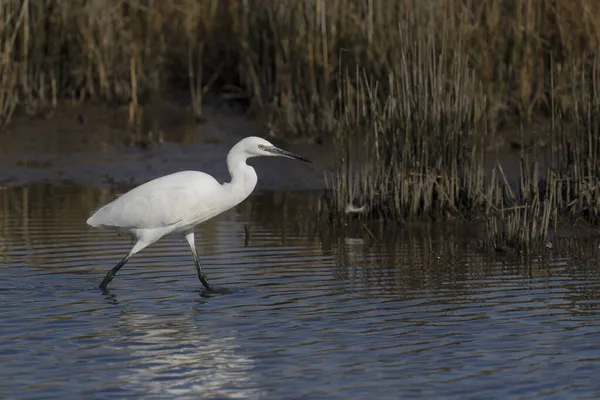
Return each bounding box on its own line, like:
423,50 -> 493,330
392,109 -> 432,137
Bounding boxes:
200,287 -> 231,297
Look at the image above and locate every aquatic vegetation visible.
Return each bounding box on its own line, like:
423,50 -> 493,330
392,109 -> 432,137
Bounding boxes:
4,0 -> 600,251
326,59 -> 600,253
0,0 -> 597,132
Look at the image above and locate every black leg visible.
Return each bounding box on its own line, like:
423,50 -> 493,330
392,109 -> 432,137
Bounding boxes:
99,255 -> 130,290
184,230 -> 218,293
191,249 -> 216,292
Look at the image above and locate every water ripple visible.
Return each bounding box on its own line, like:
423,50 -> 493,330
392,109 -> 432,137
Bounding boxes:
2,185 -> 600,398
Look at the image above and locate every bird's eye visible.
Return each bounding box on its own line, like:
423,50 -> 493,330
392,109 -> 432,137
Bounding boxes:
258,144 -> 265,150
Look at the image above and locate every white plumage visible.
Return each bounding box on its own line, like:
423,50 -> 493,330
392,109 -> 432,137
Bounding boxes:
89,171 -> 237,232
88,136 -> 311,293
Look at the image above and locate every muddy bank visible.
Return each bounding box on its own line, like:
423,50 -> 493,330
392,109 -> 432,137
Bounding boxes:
2,105 -> 598,253
0,102 -> 552,193
0,103 -> 332,191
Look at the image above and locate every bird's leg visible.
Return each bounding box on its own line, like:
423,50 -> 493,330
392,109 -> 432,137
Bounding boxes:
184,231 -> 217,292
192,249 -> 217,292
99,255 -> 131,290
99,239 -> 150,291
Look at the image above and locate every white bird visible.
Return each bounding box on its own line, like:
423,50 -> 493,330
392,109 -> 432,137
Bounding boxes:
87,136 -> 311,293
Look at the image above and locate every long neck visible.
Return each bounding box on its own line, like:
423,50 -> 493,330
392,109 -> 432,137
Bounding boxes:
223,148 -> 258,204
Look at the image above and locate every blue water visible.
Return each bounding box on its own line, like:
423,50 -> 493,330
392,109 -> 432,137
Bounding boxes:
1,183 -> 600,399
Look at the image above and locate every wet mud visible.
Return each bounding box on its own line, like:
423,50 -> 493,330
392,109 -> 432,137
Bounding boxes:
0,102 -> 333,191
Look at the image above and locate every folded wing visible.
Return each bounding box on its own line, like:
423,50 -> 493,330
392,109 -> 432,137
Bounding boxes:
87,171 -> 226,230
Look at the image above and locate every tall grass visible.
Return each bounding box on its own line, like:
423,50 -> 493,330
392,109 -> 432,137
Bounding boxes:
325,3 -> 488,223
319,1 -> 600,252
4,0 -> 600,250
1,0 -> 600,133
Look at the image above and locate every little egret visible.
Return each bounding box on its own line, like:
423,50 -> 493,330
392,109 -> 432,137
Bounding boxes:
87,136 -> 311,292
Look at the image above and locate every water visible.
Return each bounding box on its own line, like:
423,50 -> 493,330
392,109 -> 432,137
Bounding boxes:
2,183 -> 600,399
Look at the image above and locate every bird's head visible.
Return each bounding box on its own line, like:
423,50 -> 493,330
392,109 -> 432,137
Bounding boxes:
241,136 -> 312,163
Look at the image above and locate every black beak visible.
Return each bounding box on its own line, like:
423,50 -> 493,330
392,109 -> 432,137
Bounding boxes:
267,146 -> 312,163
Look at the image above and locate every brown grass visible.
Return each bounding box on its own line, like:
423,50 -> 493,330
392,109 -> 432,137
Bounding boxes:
320,0 -> 600,253
0,1 -> 599,132
4,0 -> 600,251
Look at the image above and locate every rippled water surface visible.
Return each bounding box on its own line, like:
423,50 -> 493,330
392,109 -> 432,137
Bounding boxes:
2,183 -> 600,399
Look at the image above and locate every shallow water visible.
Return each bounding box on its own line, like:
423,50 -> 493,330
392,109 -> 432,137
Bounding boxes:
2,183 -> 600,399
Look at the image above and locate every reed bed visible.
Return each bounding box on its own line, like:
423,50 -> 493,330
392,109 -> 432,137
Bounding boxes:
320,0 -> 600,253
325,58 -> 600,253
0,1 -> 599,130
4,0 -> 600,250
